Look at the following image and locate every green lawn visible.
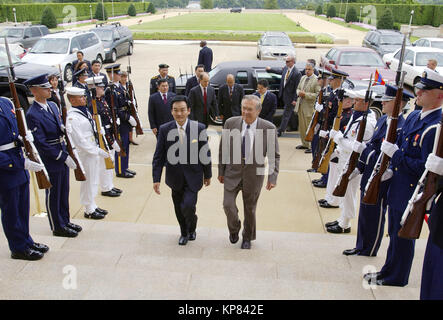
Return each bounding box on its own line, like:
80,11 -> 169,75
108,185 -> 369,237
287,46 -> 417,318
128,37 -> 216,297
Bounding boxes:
129,13 -> 307,32
315,15 -> 370,32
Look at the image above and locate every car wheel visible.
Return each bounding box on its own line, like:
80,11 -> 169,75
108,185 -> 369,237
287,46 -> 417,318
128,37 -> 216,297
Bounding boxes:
96,54 -> 103,65
370,103 -> 383,121
127,43 -> 133,56
64,64 -> 73,82
413,77 -> 421,96
111,49 -> 117,63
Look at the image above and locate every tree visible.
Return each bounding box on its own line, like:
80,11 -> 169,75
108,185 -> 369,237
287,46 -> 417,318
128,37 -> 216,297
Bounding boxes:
94,2 -> 108,21
345,7 -> 358,23
128,4 -> 137,16
147,2 -> 156,14
315,5 -> 322,15
377,9 -> 394,30
200,0 -> 214,9
326,5 -> 336,18
264,0 -> 279,9
40,6 -> 57,29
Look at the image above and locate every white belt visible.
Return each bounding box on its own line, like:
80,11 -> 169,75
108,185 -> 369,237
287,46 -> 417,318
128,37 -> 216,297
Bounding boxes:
0,142 -> 17,151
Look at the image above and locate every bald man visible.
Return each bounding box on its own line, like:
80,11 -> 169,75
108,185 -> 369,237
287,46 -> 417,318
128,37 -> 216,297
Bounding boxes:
218,74 -> 245,125
188,72 -> 218,128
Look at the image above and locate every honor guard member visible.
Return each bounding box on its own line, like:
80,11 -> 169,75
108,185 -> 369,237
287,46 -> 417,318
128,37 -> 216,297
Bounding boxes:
420,155 -> 443,300
65,87 -> 109,219
150,63 -> 176,95
24,74 -> 82,238
86,76 -> 122,197
74,68 -> 92,110
325,89 -> 377,233
365,68 -> 443,287
343,85 -> 412,256
105,64 -> 137,178
0,97 -> 49,260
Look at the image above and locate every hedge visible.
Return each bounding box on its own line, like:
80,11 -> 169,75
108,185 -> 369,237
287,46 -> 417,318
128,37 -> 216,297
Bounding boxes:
0,3 -> 148,24
323,4 -> 443,28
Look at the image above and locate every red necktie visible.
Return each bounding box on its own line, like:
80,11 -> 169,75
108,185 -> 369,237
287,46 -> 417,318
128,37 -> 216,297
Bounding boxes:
163,93 -> 167,104
203,87 -> 207,114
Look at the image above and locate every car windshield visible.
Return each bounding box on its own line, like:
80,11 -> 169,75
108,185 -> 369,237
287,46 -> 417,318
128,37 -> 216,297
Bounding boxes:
431,41 -> 443,49
416,52 -> 443,66
208,66 -> 220,79
93,29 -> 113,41
339,51 -> 385,67
0,46 -> 21,68
30,38 -> 69,54
380,35 -> 404,45
0,28 -> 24,38
262,36 -> 291,46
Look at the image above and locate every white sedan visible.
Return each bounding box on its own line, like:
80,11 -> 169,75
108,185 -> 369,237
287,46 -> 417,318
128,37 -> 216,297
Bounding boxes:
413,37 -> 443,50
383,46 -> 443,94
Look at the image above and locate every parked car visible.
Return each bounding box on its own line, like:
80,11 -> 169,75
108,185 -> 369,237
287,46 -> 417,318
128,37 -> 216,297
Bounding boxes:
383,46 -> 443,94
0,39 -> 27,59
90,22 -> 133,63
230,7 -> 242,13
257,31 -> 296,61
412,37 -> 443,50
0,45 -> 58,110
320,46 -> 396,83
22,31 -> 105,82
362,29 -> 410,57
0,24 -> 49,49
175,60 -> 386,124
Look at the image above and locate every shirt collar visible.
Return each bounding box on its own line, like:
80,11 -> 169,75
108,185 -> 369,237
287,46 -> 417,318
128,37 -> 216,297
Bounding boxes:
35,100 -> 49,111
176,118 -> 188,130
420,106 -> 442,120
242,118 -> 258,130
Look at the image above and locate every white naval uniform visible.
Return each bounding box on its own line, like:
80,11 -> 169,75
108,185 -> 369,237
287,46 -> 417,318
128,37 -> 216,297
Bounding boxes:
99,148 -> 115,192
66,107 -> 101,214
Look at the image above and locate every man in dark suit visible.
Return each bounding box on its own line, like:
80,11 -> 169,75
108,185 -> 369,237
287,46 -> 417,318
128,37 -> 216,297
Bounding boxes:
197,40 -> 213,72
148,79 -> 176,137
267,54 -> 301,136
70,51 -> 92,84
150,63 -> 176,95
185,64 -> 205,97
188,72 -> 219,128
218,74 -> 244,125
253,79 -> 277,122
152,95 -> 212,246
89,60 -> 108,88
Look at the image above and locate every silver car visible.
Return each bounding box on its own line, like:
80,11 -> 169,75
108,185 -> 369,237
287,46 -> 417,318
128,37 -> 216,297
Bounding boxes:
257,32 -> 296,61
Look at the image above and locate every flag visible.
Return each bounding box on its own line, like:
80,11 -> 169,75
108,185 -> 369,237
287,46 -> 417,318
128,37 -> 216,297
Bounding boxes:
373,69 -> 385,86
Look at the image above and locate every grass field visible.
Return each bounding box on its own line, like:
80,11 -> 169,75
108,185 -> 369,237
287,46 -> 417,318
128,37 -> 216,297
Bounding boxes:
129,13 -> 308,32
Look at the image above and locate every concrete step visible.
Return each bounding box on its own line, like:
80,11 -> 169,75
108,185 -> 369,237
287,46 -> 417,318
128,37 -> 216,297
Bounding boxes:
0,217 -> 426,300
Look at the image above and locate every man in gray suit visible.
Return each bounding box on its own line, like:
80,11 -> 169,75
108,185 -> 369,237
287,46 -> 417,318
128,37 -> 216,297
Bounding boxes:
267,54 -> 301,137
218,95 -> 280,249
188,72 -> 218,128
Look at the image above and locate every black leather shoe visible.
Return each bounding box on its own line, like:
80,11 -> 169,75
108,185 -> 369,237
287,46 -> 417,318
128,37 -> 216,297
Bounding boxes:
116,172 -> 134,178
178,235 -> 188,245
112,187 -> 123,194
320,201 -> 339,208
126,169 -> 136,175
363,272 -> 382,282
129,141 -> 139,146
277,131 -> 282,137
101,189 -> 120,197
67,223 -> 82,232
325,220 -> 339,228
84,211 -> 105,220
327,224 -> 351,234
229,233 -> 239,244
368,278 -> 389,286
313,181 -> 327,188
188,232 -> 196,241
30,242 -> 49,253
343,248 -> 359,256
53,226 -> 78,238
241,240 -> 251,249
95,207 -> 108,215
307,168 -> 316,173
304,149 -> 312,154
318,199 -> 327,204
296,145 -> 308,150
312,178 -> 322,184
11,248 -> 44,261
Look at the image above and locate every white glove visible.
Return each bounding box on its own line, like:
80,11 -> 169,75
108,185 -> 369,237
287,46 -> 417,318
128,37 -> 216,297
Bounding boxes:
19,130 -> 34,143
319,130 -> 329,138
332,131 -> 344,144
425,153 -> 443,175
60,124 -> 66,133
314,123 -> 321,133
64,156 -> 77,169
116,118 -> 121,126
112,141 -> 121,152
97,148 -> 109,158
24,158 -> 45,172
348,168 -> 361,181
315,103 -> 323,112
381,141 -> 399,158
329,129 -> 339,140
352,141 -> 367,154
128,116 -> 137,127
381,168 -> 393,182
100,126 -> 105,136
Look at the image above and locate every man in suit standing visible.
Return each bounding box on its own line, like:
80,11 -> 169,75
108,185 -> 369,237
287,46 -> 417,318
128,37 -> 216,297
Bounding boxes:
253,79 -> 277,122
218,74 -> 244,125
150,64 -> 176,95
198,40 -> 213,72
295,62 -> 321,152
185,64 -> 205,97
188,72 -> 219,128
148,79 -> 176,137
152,95 -> 212,245
266,54 -> 301,137
71,51 -> 92,84
218,95 -> 280,249
89,60 -> 108,88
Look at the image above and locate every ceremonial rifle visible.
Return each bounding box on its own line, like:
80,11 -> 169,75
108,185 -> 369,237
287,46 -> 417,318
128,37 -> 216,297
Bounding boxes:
109,71 -> 126,157
4,37 -> 51,189
127,56 -> 144,135
305,68 -> 325,142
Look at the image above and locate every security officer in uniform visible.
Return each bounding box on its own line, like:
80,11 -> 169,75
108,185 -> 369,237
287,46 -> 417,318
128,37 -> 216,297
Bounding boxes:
74,68 -> 92,110
25,74 -> 82,237
365,68 -> 443,287
343,84 -> 412,256
0,97 -> 48,260
150,63 -> 176,95
105,64 -> 137,178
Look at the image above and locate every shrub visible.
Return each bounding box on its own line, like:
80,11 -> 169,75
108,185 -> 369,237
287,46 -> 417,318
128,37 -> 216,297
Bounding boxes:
315,5 -> 322,16
147,2 -> 156,14
326,6 -> 336,18
94,2 -> 108,21
40,7 -> 57,29
377,9 -> 394,30
128,4 -> 137,17
345,7 -> 358,23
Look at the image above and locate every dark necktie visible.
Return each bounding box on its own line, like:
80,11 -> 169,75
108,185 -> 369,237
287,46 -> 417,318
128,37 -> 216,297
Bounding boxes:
163,93 -> 167,104
242,124 -> 251,160
203,87 -> 207,115
229,86 -> 232,98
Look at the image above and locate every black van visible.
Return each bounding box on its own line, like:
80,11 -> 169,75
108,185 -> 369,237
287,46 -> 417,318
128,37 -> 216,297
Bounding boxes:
90,22 -> 133,63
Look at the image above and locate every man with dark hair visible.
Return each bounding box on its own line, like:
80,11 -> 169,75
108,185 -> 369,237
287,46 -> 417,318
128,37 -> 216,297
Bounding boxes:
185,64 -> 205,97
152,95 -> 212,246
71,51 -> 92,84
148,78 -> 176,137
89,60 -> 108,88
150,63 -> 176,95
188,72 -> 218,128
218,74 -> 244,125
254,79 -> 277,122
301,59 -> 319,76
198,40 -> 213,72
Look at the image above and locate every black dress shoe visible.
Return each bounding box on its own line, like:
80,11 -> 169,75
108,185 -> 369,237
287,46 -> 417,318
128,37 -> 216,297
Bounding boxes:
313,181 -> 327,188
312,178 -> 322,184
296,145 -> 308,150
363,272 -> 382,281
319,201 -> 339,208
307,168 -> 316,173
277,131 -> 282,137
343,248 -> 360,256
30,243 -> 49,254
112,187 -> 123,194
178,235 -> 189,245
318,199 -> 327,204
126,169 -> 136,175
325,220 -> 339,228
67,223 -> 82,232
188,232 -> 196,241
116,172 -> 134,178
53,226 -> 78,238
368,278 -> 389,286
241,240 -> 251,249
101,189 -> 120,197
11,248 -> 44,261
229,233 -> 239,244
129,141 -> 139,146
327,224 -> 351,234
84,211 -> 105,220
95,207 -> 108,215
304,149 -> 312,154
